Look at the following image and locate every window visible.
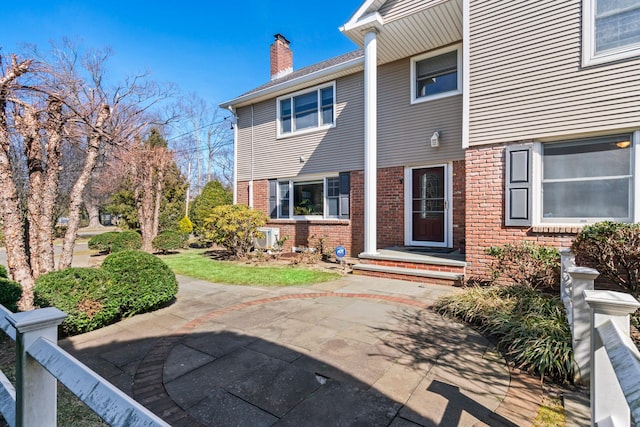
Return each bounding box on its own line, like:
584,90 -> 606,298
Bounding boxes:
277,83 -> 335,136
410,45 -> 462,104
270,174 -> 350,219
583,0 -> 640,65
505,134 -> 635,226
541,135 -> 633,222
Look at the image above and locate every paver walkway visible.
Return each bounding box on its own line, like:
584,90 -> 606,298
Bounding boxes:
60,274 -> 542,426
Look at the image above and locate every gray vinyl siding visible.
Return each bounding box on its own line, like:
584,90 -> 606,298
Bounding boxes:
468,0 -> 640,146
378,56 -> 464,167
379,0 -> 447,22
235,73 -> 365,181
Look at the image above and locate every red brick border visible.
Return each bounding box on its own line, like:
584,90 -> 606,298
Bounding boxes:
132,292 -> 541,426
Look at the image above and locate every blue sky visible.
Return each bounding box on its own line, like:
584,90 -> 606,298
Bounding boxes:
2,0 -> 363,106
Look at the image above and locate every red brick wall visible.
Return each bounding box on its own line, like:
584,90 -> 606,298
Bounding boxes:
465,144 -> 574,279
351,171 -> 365,255
452,160 -> 466,252
377,166 -> 405,249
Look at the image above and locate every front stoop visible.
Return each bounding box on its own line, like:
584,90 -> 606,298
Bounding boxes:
353,249 -> 466,286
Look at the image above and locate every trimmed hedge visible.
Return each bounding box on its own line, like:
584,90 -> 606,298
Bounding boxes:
0,265 -> 8,279
101,250 -> 178,317
0,278 -> 22,313
88,231 -> 142,254
34,268 -> 120,335
152,230 -> 188,254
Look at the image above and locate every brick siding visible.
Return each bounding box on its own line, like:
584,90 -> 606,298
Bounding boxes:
465,144 -> 574,279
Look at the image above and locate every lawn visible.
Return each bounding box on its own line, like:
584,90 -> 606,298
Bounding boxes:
160,250 -> 341,286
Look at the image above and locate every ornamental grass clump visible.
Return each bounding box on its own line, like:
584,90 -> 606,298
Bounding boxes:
435,284 -> 574,383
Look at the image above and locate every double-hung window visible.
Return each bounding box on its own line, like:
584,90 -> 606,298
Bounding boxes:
278,83 -> 335,136
410,44 -> 462,104
541,135 -> 633,223
583,0 -> 640,65
504,134 -> 635,226
269,175 -> 349,219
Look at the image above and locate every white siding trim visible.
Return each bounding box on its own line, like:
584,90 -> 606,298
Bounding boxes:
634,131 -> 640,223
462,0 -> 470,149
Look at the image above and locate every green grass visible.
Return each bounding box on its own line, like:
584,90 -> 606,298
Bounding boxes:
160,250 -> 340,286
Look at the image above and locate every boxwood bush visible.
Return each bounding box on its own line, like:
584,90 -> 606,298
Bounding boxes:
0,265 -> 8,279
152,230 -> 188,254
0,278 -> 22,312
88,231 -> 120,253
101,250 -> 178,317
34,268 -> 120,335
88,231 -> 142,254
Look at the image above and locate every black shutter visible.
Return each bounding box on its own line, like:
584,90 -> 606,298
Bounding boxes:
268,179 -> 278,219
505,144 -> 533,226
339,172 -> 350,219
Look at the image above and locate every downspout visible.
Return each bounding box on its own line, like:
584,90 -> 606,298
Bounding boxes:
249,104 -> 254,208
228,106 -> 238,204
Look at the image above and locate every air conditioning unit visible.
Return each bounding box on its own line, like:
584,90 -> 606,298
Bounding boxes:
254,227 -> 280,250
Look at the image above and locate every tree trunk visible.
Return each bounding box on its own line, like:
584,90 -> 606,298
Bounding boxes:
152,168 -> 164,237
137,181 -> 156,253
84,195 -> 103,228
60,104 -> 110,269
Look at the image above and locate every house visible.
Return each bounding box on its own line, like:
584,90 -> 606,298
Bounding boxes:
221,0 -> 640,284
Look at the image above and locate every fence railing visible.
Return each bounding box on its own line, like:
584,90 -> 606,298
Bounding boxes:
0,304 -> 169,427
560,249 -> 640,427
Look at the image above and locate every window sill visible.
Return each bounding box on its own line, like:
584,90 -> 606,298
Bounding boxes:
410,90 -> 462,106
268,218 -> 350,225
276,124 -> 335,140
531,225 -> 585,234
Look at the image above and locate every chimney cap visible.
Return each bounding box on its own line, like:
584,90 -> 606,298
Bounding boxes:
273,33 -> 291,45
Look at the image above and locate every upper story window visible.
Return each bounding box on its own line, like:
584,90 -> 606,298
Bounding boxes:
410,44 -> 462,104
277,83 -> 335,137
583,0 -> 640,65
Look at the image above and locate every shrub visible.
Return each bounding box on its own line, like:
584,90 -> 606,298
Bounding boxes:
101,250 -> 178,317
0,265 -> 8,279
203,204 -> 267,258
88,231 -> 120,252
572,221 -> 640,297
190,180 -> 233,234
152,230 -> 188,254
178,216 -> 193,234
111,231 -> 142,253
88,231 -> 142,254
34,268 -> 120,335
485,242 -> 560,290
435,284 -> 574,383
0,278 -> 22,312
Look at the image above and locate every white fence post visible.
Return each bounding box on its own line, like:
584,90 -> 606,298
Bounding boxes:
568,267 -> 598,384
584,290 -> 640,427
560,248 -> 576,319
8,307 -> 66,427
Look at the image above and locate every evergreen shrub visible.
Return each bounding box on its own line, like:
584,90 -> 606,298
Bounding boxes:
0,278 -> 22,312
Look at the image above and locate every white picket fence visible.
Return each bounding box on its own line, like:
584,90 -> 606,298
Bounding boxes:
561,249 -> 640,426
0,304 -> 169,427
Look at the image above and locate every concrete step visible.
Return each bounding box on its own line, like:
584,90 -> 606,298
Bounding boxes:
352,263 -> 464,286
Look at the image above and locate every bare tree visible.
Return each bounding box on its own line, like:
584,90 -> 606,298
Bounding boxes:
0,43 -> 174,309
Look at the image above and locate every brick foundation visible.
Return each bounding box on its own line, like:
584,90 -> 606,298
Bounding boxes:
465,144 -> 575,279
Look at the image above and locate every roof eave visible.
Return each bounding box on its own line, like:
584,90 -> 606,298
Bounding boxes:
220,55 -> 364,109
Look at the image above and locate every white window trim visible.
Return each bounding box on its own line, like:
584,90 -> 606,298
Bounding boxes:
276,82 -> 336,139
582,0 -> 640,66
532,131 -> 639,226
277,176 -> 341,220
410,44 -> 463,105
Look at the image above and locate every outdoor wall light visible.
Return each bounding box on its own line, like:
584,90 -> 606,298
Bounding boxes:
430,131 -> 440,147
299,155 -> 306,163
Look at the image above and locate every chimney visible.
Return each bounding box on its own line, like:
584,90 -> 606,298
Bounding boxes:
270,34 -> 293,80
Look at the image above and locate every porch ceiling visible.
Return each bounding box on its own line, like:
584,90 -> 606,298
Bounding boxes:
342,0 -> 463,64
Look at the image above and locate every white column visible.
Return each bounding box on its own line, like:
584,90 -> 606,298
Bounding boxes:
363,29 -> 378,256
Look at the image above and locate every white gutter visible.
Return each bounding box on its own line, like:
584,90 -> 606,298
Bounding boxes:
220,55 -> 364,109
462,0 -> 470,149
